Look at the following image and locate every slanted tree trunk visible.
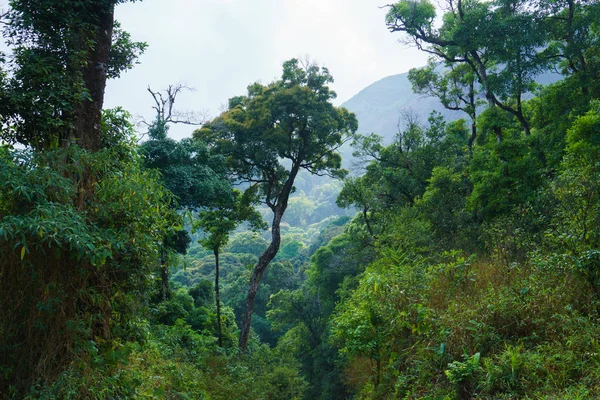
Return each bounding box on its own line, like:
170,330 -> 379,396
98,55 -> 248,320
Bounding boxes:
238,164 -> 300,351
214,248 -> 223,347
238,206 -> 284,351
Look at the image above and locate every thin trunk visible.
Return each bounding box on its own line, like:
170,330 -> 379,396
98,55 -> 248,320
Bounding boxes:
161,268 -> 169,301
468,50 -> 503,142
363,206 -> 376,240
514,65 -> 530,136
215,248 -> 222,347
160,249 -> 169,301
467,80 -> 477,154
468,121 -> 477,153
238,164 -> 300,351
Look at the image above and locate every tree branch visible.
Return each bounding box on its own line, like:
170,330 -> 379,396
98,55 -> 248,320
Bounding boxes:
147,84 -> 207,126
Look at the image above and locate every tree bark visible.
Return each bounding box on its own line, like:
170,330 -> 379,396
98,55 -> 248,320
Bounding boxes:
68,4 -> 115,209
73,3 -> 115,151
215,248 -> 223,347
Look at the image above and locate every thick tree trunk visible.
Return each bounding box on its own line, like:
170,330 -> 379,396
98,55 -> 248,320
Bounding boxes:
215,249 -> 223,347
71,4 -> 115,209
73,4 -> 115,151
238,164 -> 300,351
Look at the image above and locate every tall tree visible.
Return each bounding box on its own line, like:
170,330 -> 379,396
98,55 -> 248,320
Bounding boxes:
385,0 -> 549,138
196,58 -> 358,351
538,0 -> 600,94
1,0 -> 145,151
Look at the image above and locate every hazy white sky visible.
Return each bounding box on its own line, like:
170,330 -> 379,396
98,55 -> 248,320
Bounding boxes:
0,0 -> 429,140
103,0 -> 429,139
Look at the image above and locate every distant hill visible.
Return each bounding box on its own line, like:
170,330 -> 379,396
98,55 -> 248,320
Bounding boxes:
341,69 -> 561,143
341,71 -> 462,142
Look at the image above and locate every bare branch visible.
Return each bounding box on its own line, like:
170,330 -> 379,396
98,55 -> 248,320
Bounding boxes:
0,9 -> 9,25
147,84 -> 206,126
170,110 -> 209,126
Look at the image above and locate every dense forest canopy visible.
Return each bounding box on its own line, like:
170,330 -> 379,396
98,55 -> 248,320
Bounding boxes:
1,0 -> 599,399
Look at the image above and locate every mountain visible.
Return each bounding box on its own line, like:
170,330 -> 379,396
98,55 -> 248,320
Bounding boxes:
341,69 -> 561,143
341,71 -> 462,142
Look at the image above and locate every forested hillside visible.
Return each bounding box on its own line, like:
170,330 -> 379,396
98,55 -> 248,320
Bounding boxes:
1,0 -> 600,399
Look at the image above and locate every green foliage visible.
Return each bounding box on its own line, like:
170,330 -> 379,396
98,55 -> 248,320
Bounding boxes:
445,353 -> 481,399
115,320 -> 307,400
325,232 -> 600,398
325,47 -> 600,396
262,217 -> 369,399
108,22 -> 147,80
284,191 -> 317,227
189,279 -> 214,308
386,0 -> 599,140
0,143 -> 179,396
468,135 -> 545,219
101,107 -> 137,152
139,122 -> 231,210
224,231 -> 268,256
409,61 -> 480,148
417,167 -> 475,250
338,113 -> 469,240
385,0 -> 436,35
195,187 -> 266,254
548,101 -> 600,252
308,231 -> 372,312
162,3 -> 599,396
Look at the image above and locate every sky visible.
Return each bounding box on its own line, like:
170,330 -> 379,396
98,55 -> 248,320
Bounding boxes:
103,0 -> 429,140
1,0 -> 430,141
